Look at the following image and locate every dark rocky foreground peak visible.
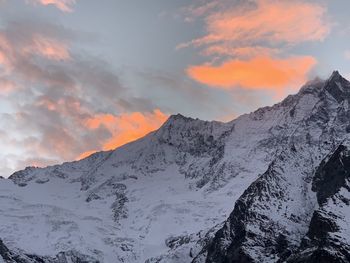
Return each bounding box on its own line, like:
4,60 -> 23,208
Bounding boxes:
195,144 -> 350,263
324,70 -> 350,103
190,72 -> 350,263
288,144 -> 350,263
2,71 -> 350,263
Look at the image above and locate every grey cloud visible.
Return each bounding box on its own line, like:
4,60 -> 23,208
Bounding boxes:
0,18 -> 165,173
135,69 -> 234,120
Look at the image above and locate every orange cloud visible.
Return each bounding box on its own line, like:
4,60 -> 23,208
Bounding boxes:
85,114 -> 117,130
76,150 -> 96,160
28,0 -> 76,12
180,0 -> 329,53
187,56 -> 316,91
78,109 -> 168,159
180,0 -> 327,94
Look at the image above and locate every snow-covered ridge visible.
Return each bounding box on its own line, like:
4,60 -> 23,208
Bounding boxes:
2,71 -> 350,262
193,71 -> 350,263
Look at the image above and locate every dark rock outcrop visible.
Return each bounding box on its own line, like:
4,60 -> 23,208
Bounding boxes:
289,145 -> 350,263
0,239 -> 99,263
193,72 -> 350,263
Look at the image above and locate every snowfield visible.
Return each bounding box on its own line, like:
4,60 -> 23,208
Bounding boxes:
1,71 -> 350,262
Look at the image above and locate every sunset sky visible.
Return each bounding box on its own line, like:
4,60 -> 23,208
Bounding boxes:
1,0 -> 350,176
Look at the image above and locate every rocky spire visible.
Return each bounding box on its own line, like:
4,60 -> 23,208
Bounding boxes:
324,70 -> 350,103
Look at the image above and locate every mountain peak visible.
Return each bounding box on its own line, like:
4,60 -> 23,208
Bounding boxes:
323,70 -> 350,103
326,70 -> 348,83
330,70 -> 341,78
326,70 -> 348,84
160,113 -> 195,129
4,70 -> 350,263
167,113 -> 192,122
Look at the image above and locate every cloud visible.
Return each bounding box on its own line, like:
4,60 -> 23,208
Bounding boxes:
181,0 -> 221,21
11,92 -> 168,170
0,21 -> 71,75
201,46 -> 279,58
180,0 -> 329,94
179,0 -> 329,53
24,35 -> 70,60
78,109 -> 168,159
187,56 -> 317,93
0,19 -> 168,175
0,78 -> 18,96
134,69 -> 237,121
27,0 -> 77,12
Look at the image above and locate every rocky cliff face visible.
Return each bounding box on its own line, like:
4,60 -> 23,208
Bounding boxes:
192,71 -> 350,263
1,71 -> 350,262
0,238 -> 99,263
288,144 -> 350,263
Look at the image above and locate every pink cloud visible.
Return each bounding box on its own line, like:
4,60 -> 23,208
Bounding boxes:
0,31 -> 70,75
24,35 -> 70,60
179,0 -> 330,53
0,35 -> 14,71
0,78 -> 18,96
27,0 -> 77,12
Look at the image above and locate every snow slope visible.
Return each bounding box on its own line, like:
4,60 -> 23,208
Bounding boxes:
1,71 -> 350,262
0,114 -> 268,262
194,71 -> 350,262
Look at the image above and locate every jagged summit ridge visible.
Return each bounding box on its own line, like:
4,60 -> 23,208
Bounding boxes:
9,70 -> 348,176
2,71 -> 350,263
324,70 -> 350,103
191,71 -> 350,263
328,70 -> 345,83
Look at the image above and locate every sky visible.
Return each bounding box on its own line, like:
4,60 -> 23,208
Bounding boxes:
0,0 -> 350,176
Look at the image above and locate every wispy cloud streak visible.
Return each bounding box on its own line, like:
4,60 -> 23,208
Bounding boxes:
27,0 -> 77,12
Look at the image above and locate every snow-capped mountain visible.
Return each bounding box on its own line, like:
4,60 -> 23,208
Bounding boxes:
1,71 -> 350,262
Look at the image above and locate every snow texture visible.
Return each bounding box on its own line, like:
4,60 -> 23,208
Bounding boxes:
1,71 -> 350,262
